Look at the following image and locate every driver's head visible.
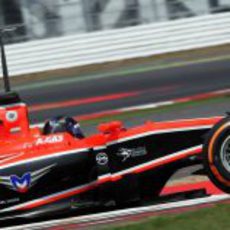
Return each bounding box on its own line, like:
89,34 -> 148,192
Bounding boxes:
43,116 -> 84,139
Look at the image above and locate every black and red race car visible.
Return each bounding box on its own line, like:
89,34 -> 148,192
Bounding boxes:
0,91 -> 229,221
0,29 -> 229,221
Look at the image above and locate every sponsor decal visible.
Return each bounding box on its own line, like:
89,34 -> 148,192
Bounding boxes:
0,164 -> 55,193
6,111 -> 18,122
117,147 -> 147,162
35,135 -> 64,145
96,152 -> 109,166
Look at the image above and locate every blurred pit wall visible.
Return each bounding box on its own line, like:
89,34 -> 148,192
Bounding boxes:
0,0 -> 230,43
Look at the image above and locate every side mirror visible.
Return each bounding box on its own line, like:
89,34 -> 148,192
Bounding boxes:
98,121 -> 124,134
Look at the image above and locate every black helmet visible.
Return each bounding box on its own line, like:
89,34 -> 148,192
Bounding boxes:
43,116 -> 84,139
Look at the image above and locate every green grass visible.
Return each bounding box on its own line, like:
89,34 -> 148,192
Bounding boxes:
82,95 -> 229,127
105,204 -> 230,230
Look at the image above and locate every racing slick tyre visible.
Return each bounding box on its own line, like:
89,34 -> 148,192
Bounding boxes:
203,116 -> 230,193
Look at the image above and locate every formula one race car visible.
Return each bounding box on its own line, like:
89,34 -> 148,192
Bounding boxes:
0,92 -> 229,221
0,30 -> 229,221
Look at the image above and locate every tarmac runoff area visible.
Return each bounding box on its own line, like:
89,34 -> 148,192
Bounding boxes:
31,88 -> 229,134
18,50 -> 230,123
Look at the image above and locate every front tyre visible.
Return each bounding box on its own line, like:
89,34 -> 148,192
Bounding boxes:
203,116 -> 230,193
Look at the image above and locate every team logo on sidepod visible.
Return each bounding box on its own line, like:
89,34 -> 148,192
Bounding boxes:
117,147 -> 147,162
0,164 -> 55,193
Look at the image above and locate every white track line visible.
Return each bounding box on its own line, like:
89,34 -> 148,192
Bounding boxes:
3,194 -> 230,230
120,101 -> 175,112
120,88 -> 230,112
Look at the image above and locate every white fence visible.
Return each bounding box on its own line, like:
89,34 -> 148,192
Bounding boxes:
2,12 -> 230,77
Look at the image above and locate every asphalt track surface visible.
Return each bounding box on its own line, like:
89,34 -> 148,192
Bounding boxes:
17,58 -> 230,124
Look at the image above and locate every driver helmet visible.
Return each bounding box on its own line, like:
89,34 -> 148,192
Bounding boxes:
43,116 -> 84,139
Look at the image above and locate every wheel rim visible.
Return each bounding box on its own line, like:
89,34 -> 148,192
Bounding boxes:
220,136 -> 230,172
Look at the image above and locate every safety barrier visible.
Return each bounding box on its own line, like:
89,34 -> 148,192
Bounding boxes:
1,12 -> 230,77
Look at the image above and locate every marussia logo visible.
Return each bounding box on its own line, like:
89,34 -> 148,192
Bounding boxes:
10,173 -> 31,193
0,164 -> 55,193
